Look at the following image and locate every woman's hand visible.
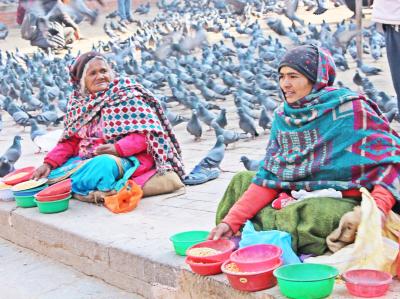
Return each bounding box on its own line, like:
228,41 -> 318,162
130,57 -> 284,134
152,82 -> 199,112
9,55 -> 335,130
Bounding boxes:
32,163 -> 52,180
208,223 -> 233,240
94,144 -> 118,156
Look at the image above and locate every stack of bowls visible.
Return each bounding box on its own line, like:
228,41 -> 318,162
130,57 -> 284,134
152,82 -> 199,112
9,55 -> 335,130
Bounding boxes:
185,239 -> 236,275
34,179 -> 72,213
221,244 -> 283,292
12,178 -> 48,208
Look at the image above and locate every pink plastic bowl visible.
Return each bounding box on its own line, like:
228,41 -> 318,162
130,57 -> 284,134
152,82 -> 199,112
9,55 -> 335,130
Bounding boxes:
343,269 -> 392,298
185,256 -> 223,276
186,239 -> 236,263
222,258 -> 282,292
229,244 -> 282,272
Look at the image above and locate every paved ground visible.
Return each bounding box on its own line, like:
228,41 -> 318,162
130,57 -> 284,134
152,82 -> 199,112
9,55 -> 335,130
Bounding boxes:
0,238 -> 142,299
0,2 -> 399,299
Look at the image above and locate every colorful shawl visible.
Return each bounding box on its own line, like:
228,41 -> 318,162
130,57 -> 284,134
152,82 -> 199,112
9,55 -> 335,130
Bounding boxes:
254,47 -> 400,212
62,78 -> 185,178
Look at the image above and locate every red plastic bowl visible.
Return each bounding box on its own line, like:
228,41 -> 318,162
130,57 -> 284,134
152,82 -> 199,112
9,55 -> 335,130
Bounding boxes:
230,244 -> 282,272
35,191 -> 71,202
2,167 -> 35,185
222,258 -> 282,292
37,179 -> 71,197
185,256 -> 223,276
186,239 -> 235,262
343,269 -> 392,298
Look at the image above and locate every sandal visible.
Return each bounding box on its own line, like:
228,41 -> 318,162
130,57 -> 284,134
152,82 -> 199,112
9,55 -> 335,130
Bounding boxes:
183,165 -> 220,185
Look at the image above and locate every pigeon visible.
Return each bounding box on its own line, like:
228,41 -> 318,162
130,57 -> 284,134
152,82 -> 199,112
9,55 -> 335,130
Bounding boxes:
356,60 -> 382,76
197,104 -> 217,127
215,108 -> 227,129
240,156 -> 261,171
186,109 -> 203,141
237,107 -> 259,137
199,135 -> 225,169
2,135 -> 22,165
0,22 -> 8,40
211,120 -> 245,147
353,70 -> 363,87
0,157 -> 14,177
29,119 -> 47,153
259,107 -> 272,131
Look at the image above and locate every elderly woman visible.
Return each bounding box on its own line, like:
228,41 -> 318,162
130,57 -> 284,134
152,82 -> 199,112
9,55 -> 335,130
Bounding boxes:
210,45 -> 400,255
33,51 -> 184,202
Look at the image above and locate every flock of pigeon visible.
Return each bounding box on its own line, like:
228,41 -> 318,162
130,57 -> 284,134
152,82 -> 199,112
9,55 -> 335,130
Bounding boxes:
0,0 -> 398,177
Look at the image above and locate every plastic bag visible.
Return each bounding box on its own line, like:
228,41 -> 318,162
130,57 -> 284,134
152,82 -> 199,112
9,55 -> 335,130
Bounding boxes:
104,180 -> 143,214
239,221 -> 301,265
305,188 -> 399,275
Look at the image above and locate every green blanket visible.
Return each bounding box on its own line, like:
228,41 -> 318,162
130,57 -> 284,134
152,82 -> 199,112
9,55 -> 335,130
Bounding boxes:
216,171 -> 359,255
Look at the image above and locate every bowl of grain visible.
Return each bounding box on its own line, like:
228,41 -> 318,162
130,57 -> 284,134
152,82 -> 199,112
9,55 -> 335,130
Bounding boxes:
186,239 -> 235,263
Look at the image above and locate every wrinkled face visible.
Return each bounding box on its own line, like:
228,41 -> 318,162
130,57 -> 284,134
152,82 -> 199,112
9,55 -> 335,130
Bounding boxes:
279,66 -> 313,104
84,59 -> 113,94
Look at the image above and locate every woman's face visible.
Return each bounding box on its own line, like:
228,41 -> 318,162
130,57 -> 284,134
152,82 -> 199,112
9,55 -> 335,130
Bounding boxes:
279,66 -> 314,104
84,59 -> 112,94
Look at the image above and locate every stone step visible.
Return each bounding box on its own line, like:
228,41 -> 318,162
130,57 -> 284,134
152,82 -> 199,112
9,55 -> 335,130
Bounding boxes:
2,192 -> 400,299
0,237 -> 142,299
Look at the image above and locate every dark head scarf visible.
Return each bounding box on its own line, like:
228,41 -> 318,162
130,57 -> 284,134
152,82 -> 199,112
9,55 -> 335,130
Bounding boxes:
70,51 -> 106,84
278,45 -> 337,108
278,44 -> 319,83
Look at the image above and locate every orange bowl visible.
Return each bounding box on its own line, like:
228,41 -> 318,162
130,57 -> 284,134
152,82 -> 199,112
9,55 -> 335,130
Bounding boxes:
185,256 -> 223,276
37,179 -> 71,197
2,167 -> 35,185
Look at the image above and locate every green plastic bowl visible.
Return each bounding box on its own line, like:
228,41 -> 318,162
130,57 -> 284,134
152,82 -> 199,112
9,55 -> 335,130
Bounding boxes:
15,195 -> 37,208
34,196 -> 71,214
273,263 -> 339,299
169,230 -> 209,256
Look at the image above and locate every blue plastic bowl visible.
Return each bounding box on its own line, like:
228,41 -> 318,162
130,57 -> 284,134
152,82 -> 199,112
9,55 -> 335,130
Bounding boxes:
13,184 -> 48,197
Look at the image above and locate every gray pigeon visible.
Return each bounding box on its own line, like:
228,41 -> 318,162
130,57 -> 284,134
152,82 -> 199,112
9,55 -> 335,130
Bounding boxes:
186,109 -> 202,141
237,107 -> 259,137
211,120 -> 245,147
2,135 -> 22,165
215,108 -> 227,128
29,119 -> 47,153
259,107 -> 272,131
199,135 -> 225,169
0,156 -> 14,177
240,156 -> 261,171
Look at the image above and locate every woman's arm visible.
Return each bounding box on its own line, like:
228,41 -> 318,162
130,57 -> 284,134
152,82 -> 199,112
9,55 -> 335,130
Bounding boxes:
372,185 -> 396,215
44,136 -> 81,169
209,184 -> 278,240
114,133 -> 148,157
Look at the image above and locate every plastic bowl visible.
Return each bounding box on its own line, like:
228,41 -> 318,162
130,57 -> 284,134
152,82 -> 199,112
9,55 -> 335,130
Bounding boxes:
342,269 -> 392,298
185,256 -> 223,276
34,196 -> 71,214
13,184 -> 48,197
222,258 -> 282,292
2,167 -> 35,185
37,179 -> 71,197
15,195 -> 37,208
35,191 -> 71,202
273,263 -> 339,299
230,244 -> 282,272
186,239 -> 236,262
169,231 -> 209,256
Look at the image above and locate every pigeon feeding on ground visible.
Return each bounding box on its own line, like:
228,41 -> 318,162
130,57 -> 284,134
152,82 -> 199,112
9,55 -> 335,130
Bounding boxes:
186,109 -> 202,141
